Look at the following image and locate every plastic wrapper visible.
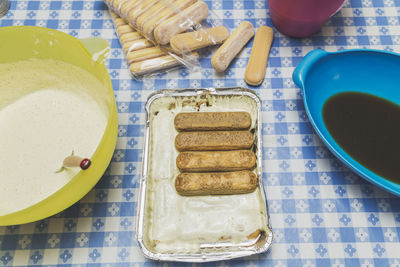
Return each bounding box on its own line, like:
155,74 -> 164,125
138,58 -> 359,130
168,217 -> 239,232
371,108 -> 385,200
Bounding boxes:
110,11 -> 189,79
106,0 -> 231,79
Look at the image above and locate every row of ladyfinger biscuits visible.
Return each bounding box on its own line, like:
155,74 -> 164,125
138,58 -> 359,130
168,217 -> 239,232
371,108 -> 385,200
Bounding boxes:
109,1 -> 274,84
173,112 -> 258,196
107,0 -> 251,68
105,0 -> 209,45
110,11 -> 185,76
113,15 -> 273,83
112,10 -> 230,76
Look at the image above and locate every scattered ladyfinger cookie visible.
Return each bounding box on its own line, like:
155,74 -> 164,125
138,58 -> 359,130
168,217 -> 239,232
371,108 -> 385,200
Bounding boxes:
211,21 -> 255,72
245,26 -> 274,86
174,112 -> 251,131
170,26 -> 230,54
175,170 -> 258,196
154,0 -> 209,45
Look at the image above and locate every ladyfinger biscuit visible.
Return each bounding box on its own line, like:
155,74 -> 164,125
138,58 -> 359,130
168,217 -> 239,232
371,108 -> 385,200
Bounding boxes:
245,26 -> 274,86
212,21 -> 254,72
113,17 -> 127,27
108,0 -> 123,12
129,54 -> 182,76
126,0 -> 159,28
176,150 -> 256,172
174,112 -> 251,131
170,26 -> 230,53
108,0 -> 121,10
142,0 -> 196,41
175,170 -> 258,196
110,10 -> 119,18
154,1 -> 209,45
119,32 -> 142,43
136,0 -> 172,32
122,38 -> 153,54
141,4 -> 175,41
175,131 -> 253,151
119,0 -> 143,15
126,47 -> 167,64
116,24 -> 135,36
104,0 -> 113,9
110,11 -> 124,26
111,0 -> 130,14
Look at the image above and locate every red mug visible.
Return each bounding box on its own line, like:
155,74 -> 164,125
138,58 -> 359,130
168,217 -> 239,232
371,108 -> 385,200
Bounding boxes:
268,0 -> 346,38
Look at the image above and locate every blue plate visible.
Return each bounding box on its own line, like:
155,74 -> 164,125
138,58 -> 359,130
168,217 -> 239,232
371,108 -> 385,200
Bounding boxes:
293,49 -> 400,197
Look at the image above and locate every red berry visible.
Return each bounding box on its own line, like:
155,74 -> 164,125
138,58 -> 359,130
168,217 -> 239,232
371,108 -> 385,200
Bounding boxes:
80,158 -> 91,170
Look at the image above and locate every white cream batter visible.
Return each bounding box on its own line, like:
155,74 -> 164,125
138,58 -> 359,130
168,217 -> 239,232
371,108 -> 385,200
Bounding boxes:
144,94 -> 268,253
0,59 -> 108,215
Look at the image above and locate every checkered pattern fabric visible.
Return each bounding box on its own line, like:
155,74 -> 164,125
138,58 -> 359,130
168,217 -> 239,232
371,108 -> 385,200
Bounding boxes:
1,0 -> 400,266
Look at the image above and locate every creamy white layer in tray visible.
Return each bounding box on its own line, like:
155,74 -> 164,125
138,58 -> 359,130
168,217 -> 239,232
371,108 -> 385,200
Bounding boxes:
143,94 -> 268,253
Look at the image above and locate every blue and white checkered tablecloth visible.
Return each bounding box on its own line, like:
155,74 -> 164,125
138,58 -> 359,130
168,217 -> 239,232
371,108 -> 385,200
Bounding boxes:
2,0 -> 400,266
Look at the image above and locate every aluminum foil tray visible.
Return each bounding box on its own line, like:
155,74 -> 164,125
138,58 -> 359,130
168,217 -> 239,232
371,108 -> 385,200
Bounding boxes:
136,87 -> 273,262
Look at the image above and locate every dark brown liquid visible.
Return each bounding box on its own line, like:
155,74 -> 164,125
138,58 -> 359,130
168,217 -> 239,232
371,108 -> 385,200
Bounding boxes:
323,92 -> 400,182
